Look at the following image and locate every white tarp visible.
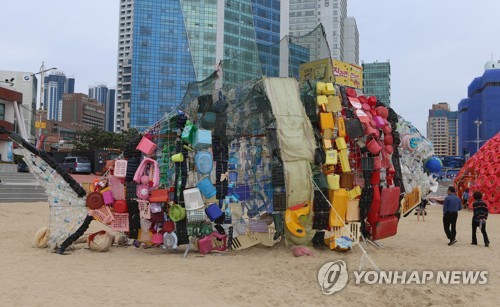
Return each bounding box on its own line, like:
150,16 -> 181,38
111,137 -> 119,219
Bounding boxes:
263,78 -> 316,207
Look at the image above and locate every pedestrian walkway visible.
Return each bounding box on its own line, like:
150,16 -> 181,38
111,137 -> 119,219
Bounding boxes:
0,172 -> 48,203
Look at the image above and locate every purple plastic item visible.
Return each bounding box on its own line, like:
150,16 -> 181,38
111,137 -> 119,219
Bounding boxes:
373,116 -> 385,129
205,203 -> 223,221
102,190 -> 114,206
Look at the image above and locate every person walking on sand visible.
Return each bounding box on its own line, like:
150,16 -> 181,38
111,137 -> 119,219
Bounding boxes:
462,187 -> 470,210
417,199 -> 427,222
471,191 -> 490,247
443,186 -> 461,246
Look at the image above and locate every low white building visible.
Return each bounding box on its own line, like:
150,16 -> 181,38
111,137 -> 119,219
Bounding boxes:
0,86 -> 26,162
0,71 -> 37,142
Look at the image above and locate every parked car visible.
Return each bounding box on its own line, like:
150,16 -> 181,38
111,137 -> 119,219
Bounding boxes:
60,156 -> 92,174
17,161 -> 29,173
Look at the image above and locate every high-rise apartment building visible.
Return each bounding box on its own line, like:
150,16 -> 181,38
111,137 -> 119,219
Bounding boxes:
362,61 -> 391,106
89,84 -> 109,104
289,0 -> 347,61
0,70 -> 38,140
458,61 -> 500,156
43,72 -> 75,121
343,17 -> 359,65
89,84 -> 115,131
115,0 -> 288,132
427,102 -> 458,156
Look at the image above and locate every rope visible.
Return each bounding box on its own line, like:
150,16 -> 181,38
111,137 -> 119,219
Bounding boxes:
311,178 -> 380,273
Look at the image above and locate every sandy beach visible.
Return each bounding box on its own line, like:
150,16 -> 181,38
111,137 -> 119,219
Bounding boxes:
0,202 -> 498,307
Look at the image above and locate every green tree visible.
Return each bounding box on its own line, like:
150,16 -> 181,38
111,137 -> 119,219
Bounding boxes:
72,127 -> 139,152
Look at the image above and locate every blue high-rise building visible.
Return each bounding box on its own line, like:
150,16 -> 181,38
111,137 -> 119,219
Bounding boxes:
116,0 -> 212,131
220,0 -> 262,85
458,62 -> 500,156
89,84 -> 115,132
66,78 -> 75,94
89,84 -> 109,104
288,43 -> 310,79
43,73 -> 73,121
251,0 -> 281,77
115,0 -> 288,132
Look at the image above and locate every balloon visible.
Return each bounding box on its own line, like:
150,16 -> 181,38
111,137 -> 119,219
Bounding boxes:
424,156 -> 443,173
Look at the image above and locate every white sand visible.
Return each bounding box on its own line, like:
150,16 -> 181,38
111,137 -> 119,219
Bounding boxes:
0,202 -> 498,307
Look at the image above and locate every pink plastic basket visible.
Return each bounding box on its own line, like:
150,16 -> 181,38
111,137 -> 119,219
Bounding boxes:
90,206 -> 115,224
136,136 -> 157,156
111,213 -> 129,232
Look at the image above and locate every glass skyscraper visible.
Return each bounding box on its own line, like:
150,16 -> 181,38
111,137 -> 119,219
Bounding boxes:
221,0 -> 262,85
362,61 -> 391,106
130,0 -> 197,129
116,0 -> 287,132
252,0 -> 281,77
181,0 -> 218,81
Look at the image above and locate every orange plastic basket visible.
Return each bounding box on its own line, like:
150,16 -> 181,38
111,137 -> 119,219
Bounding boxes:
111,213 -> 129,232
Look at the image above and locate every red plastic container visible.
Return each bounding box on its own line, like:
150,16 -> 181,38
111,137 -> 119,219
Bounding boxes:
367,186 -> 381,225
379,187 -> 401,217
371,215 -> 399,240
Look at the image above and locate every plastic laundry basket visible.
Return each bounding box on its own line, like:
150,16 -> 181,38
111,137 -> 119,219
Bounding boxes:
183,188 -> 204,210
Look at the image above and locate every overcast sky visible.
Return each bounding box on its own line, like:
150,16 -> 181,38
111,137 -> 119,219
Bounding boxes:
349,0 -> 500,132
1,0 -> 499,132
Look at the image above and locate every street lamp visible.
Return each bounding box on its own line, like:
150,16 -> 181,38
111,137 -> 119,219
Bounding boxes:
32,61 -> 57,145
473,119 -> 483,153
458,108 -> 485,154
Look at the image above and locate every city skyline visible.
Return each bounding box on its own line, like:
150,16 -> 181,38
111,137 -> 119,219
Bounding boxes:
1,0 -> 500,133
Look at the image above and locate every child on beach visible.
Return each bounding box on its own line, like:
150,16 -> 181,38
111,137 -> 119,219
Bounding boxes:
462,188 -> 469,210
417,199 -> 427,222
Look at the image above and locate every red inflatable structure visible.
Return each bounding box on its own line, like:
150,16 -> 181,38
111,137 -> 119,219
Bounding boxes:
454,132 -> 500,214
